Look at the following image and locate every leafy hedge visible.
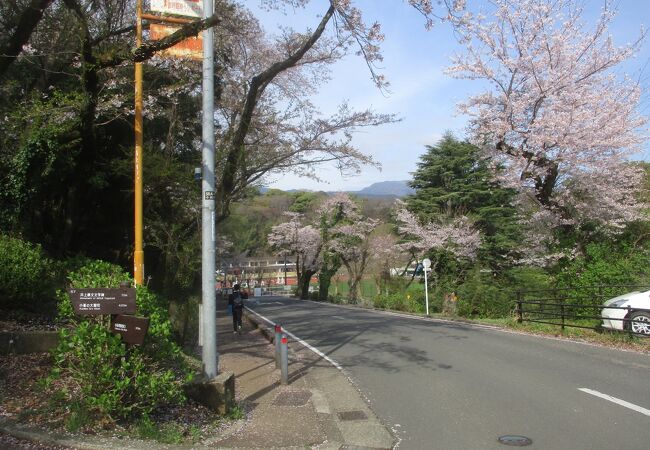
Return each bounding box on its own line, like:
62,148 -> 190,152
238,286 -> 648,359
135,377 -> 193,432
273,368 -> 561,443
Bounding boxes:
47,259 -> 190,428
0,234 -> 58,311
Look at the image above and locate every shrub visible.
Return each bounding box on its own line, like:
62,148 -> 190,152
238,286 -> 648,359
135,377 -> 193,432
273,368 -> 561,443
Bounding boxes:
0,234 -> 58,312
374,291 -> 424,313
48,259 -> 190,426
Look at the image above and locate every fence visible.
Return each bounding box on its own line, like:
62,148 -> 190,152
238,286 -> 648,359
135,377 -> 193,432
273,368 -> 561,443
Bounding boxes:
515,285 -> 650,336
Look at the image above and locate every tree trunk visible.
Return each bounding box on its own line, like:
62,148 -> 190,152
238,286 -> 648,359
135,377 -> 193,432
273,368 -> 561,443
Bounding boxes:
318,266 -> 338,302
298,269 -> 315,299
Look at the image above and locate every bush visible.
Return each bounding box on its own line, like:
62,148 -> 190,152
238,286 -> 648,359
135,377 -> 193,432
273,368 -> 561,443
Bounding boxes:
555,243 -> 650,304
374,291 -> 424,313
48,259 -> 190,426
0,234 -> 58,312
51,321 -> 185,424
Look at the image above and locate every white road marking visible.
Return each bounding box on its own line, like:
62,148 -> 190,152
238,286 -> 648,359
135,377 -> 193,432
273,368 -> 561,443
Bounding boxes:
244,307 -> 344,371
331,315 -> 346,320
579,388 -> 650,417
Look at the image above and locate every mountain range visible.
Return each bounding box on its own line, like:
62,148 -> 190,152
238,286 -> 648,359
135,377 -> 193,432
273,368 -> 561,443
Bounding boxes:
263,180 -> 414,198
352,180 -> 414,198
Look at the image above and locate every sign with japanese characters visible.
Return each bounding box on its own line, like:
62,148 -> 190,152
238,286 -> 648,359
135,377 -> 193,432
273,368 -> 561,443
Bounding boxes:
150,0 -> 203,18
68,288 -> 137,315
149,23 -> 203,60
110,315 -> 150,345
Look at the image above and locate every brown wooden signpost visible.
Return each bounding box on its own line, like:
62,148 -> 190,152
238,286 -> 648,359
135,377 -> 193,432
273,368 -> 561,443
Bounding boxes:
111,315 -> 150,345
68,288 -> 137,315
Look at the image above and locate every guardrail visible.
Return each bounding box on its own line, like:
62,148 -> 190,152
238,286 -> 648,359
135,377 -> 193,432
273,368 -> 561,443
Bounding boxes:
514,285 -> 650,337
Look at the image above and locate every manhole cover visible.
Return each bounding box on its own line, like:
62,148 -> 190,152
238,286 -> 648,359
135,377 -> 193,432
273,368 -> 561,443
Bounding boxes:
272,390 -> 312,406
337,410 -> 368,421
498,435 -> 533,446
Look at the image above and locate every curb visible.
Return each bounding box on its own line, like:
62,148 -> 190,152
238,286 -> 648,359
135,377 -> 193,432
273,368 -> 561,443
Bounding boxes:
242,306 -> 397,450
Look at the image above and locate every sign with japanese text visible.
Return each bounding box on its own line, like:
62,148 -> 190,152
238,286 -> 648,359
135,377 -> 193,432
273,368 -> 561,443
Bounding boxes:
110,315 -> 150,345
68,288 -> 137,315
149,23 -> 203,60
150,0 -> 203,18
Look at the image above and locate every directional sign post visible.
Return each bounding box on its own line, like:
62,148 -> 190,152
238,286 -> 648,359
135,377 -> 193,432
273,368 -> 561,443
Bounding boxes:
111,315 -> 150,345
422,258 -> 431,316
68,288 -> 137,315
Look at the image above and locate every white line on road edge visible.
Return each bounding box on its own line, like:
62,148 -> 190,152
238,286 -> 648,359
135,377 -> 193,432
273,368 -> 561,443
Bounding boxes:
579,388 -> 650,417
244,307 -> 344,371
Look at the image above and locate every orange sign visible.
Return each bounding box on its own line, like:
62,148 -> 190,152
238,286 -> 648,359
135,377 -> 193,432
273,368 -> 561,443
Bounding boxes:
150,23 -> 202,60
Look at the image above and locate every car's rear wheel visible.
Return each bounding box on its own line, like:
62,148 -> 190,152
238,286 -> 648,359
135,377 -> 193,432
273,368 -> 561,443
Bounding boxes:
629,311 -> 650,336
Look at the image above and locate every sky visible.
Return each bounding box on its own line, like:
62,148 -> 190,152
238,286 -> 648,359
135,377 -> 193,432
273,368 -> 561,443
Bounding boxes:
248,0 -> 650,192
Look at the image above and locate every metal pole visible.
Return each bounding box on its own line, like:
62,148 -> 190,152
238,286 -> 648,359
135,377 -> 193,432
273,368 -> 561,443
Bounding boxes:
133,0 -> 144,286
280,334 -> 288,385
424,267 -> 429,316
201,0 -> 218,379
274,324 -> 282,369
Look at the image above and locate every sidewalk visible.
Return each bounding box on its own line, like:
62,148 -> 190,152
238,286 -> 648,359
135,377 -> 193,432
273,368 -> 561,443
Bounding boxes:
0,299 -> 396,449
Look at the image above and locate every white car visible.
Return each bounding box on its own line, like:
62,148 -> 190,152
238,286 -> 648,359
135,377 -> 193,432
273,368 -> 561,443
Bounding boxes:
601,290 -> 650,335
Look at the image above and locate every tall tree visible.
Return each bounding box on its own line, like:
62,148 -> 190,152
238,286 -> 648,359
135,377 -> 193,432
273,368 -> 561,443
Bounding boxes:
447,0 -> 648,258
268,212 -> 321,299
407,133 -> 520,269
0,0 -> 398,291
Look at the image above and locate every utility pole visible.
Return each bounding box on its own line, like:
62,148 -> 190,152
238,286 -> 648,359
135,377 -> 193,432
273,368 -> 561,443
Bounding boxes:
201,0 -> 218,378
133,0 -> 144,285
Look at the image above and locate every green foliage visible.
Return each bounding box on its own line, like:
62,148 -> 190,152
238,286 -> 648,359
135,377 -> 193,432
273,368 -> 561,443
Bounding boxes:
453,271 -> 512,317
135,414 -> 186,444
0,234 -> 58,311
374,291 -> 424,313
50,321 -> 184,423
0,91 -> 83,233
56,259 -> 130,321
289,191 -> 320,213
406,133 -> 521,270
225,403 -> 246,420
48,259 -> 189,426
554,242 -> 650,304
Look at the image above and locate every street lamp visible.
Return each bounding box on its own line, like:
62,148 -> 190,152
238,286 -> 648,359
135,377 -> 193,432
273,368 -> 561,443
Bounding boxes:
422,258 -> 431,316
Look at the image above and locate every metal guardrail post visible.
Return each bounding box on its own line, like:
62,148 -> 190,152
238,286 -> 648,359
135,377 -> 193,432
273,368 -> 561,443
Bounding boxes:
560,303 -> 565,331
274,324 -> 282,369
280,333 -> 288,385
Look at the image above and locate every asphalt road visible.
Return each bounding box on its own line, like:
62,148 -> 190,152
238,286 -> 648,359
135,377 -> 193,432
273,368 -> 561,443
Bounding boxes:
246,296 -> 650,450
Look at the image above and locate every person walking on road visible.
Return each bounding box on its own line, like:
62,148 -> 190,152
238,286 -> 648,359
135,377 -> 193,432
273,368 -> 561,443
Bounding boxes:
229,283 -> 246,334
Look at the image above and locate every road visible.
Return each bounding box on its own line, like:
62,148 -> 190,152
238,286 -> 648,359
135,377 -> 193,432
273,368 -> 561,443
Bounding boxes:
247,296 -> 650,450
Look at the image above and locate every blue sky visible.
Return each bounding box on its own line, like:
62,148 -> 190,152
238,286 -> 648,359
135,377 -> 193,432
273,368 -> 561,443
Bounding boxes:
250,0 -> 650,192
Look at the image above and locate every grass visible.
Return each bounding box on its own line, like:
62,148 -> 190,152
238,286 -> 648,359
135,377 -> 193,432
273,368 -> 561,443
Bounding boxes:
463,316 -> 649,351
135,414 -> 186,444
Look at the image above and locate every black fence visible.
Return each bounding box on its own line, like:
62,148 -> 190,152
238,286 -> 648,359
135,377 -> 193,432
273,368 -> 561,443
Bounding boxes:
514,285 -> 650,337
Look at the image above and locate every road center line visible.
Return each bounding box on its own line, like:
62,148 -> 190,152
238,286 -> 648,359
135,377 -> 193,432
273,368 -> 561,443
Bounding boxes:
579,388 -> 650,417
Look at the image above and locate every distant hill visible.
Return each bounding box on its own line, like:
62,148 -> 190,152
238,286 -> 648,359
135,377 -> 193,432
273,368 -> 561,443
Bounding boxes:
353,180 -> 414,198
260,180 -> 414,198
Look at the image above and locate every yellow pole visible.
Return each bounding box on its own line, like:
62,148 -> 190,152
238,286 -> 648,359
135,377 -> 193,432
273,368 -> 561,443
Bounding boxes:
134,0 -> 144,285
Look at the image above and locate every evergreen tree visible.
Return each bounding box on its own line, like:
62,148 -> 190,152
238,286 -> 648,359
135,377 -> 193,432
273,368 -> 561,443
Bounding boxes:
406,133 -> 521,270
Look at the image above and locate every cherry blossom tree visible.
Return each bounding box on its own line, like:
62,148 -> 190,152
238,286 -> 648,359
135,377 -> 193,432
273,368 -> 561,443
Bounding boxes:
329,217 -> 380,303
315,193 -> 364,301
394,200 -> 481,286
268,212 -> 322,298
366,233 -> 404,296
446,0 -> 648,257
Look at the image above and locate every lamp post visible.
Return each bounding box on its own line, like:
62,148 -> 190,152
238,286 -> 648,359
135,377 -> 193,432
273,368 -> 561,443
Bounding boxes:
422,258 -> 431,316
